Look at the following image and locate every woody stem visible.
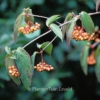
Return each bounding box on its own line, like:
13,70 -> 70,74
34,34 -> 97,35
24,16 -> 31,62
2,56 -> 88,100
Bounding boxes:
29,14 -> 61,24
23,11 -> 100,49
91,41 -> 100,48
23,30 -> 51,48
40,50 -> 44,62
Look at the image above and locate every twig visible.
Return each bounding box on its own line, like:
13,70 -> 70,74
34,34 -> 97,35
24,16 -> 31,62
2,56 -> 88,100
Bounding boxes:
60,11 -> 100,27
23,11 -> 100,49
91,41 -> 100,48
59,20 -> 73,27
29,14 -> 48,19
23,30 -> 51,48
29,14 -> 61,25
42,36 -> 57,51
89,11 -> 100,16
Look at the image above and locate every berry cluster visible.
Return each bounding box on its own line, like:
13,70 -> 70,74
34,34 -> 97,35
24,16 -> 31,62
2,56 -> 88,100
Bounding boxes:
87,51 -> 96,65
72,26 -> 95,41
34,61 -> 54,72
18,22 -> 40,34
8,66 -> 19,77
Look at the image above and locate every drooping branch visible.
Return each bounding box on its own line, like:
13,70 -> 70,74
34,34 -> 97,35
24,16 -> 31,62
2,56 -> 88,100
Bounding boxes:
29,14 -> 48,19
23,30 -> 51,48
29,14 -> 61,24
91,41 -> 100,48
89,11 -> 100,16
23,11 -> 100,49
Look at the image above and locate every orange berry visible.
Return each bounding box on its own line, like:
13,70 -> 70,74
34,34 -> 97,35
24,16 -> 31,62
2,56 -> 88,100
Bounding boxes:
15,74 -> 18,77
11,73 -> 15,76
8,66 -> 12,69
12,66 -> 15,69
47,68 -> 50,71
9,70 -> 13,74
50,67 -> 54,70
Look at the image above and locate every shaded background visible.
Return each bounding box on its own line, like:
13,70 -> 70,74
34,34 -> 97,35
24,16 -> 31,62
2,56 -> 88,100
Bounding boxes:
0,0 -> 100,100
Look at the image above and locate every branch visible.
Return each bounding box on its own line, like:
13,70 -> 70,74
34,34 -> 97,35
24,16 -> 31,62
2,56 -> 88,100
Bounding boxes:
89,11 -> 100,16
22,20 -> 72,49
29,14 -> 61,25
23,11 -> 100,49
29,14 -> 48,19
60,11 -> 100,27
23,30 -> 51,48
60,20 -> 73,27
91,41 -> 100,48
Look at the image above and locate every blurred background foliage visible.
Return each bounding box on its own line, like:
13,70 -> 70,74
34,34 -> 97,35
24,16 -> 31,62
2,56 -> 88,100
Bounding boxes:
0,0 -> 100,100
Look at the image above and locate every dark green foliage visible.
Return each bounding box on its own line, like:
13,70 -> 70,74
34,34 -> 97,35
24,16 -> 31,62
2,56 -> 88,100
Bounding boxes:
14,47 -> 33,89
46,15 -> 61,26
23,7 -> 34,23
5,46 -> 11,54
31,51 -> 38,68
95,55 -> 100,82
0,0 -> 100,100
80,42 -> 90,75
14,13 -> 24,42
80,11 -> 95,34
37,42 -> 53,55
66,17 -> 78,44
5,46 -> 16,59
5,55 -> 21,85
62,13 -> 73,38
95,45 -> 100,82
50,23 -> 63,41
94,45 -> 100,58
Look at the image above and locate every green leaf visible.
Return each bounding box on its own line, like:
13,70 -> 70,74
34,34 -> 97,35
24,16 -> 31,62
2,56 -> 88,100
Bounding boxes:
95,55 -> 100,82
46,15 -> 61,26
14,13 -> 24,42
94,45 -> 100,59
80,42 -> 90,75
23,7 -> 34,23
31,51 -> 38,68
5,46 -> 11,54
94,0 -> 100,11
66,17 -> 78,44
14,47 -> 33,89
64,89 -> 74,100
4,55 -> 21,85
50,23 -> 63,41
80,11 -> 95,34
45,78 -> 61,88
0,67 -> 10,81
37,42 -> 53,55
5,47 -> 16,59
62,13 -> 73,38
9,54 -> 16,59
53,46 -> 64,63
57,71 -> 73,78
